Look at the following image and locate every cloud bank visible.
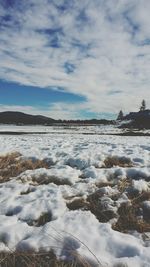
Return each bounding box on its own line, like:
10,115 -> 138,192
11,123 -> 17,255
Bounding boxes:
0,0 -> 150,117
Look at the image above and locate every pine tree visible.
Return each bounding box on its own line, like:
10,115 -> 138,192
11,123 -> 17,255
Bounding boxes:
117,110 -> 124,120
140,100 -> 146,111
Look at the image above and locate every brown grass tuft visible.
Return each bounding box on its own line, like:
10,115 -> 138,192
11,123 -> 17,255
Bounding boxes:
129,191 -> 150,203
95,181 -> 115,188
103,156 -> 133,168
117,178 -> 131,194
20,188 -> 35,195
0,250 -> 97,267
113,201 -> 150,233
33,176 -> 72,186
66,197 -> 87,211
67,192 -> 117,223
0,152 -> 49,183
87,191 -> 117,223
26,212 -> 52,226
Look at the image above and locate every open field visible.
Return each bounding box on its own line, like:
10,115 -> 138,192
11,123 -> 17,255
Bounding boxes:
0,125 -> 150,267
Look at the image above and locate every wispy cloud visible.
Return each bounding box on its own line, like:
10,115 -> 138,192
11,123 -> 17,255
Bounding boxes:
0,0 -> 150,116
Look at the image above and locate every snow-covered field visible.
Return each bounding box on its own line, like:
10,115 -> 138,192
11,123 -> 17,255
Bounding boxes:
0,124 -> 122,135
0,125 -> 150,267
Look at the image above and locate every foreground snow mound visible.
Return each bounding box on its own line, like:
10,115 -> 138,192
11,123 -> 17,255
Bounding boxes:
18,165 -> 81,185
0,181 -> 67,223
2,210 -> 149,267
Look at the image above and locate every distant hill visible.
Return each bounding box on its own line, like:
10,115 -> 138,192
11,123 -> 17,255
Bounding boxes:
0,111 -> 55,125
120,110 -> 150,129
0,111 -> 115,126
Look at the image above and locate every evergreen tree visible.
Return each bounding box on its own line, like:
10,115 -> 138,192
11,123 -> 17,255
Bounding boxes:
117,110 -> 124,120
140,100 -> 146,111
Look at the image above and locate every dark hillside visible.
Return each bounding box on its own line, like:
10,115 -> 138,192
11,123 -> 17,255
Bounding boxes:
0,111 -> 55,125
120,110 -> 150,129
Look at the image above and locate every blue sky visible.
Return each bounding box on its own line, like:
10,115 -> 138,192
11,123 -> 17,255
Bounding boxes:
0,0 -> 149,119
0,80 -> 85,107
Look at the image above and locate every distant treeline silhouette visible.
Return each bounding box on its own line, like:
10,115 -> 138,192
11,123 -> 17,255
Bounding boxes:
0,111 -> 114,125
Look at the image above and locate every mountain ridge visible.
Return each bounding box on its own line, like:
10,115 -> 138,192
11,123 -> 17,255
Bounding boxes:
0,111 -> 115,125
0,111 -> 55,125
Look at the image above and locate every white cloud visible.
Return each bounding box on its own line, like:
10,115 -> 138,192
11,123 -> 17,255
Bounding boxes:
0,0 -> 150,116
0,102 -> 96,120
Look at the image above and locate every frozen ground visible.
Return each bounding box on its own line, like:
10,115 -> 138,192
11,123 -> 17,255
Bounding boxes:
0,124 -> 118,133
0,125 -> 150,267
0,124 -> 149,135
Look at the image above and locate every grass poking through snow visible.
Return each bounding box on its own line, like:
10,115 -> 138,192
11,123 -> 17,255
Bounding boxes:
103,156 -> 133,168
26,212 -> 52,226
0,152 -> 49,183
0,250 -> 94,267
113,202 -> 150,233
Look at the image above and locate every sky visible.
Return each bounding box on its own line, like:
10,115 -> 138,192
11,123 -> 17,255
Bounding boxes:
0,0 -> 150,120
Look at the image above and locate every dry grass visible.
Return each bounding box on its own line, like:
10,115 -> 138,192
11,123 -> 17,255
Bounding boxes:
0,250 -> 99,267
131,191 -> 150,224
67,192 -> 117,223
0,152 -> 49,183
0,226 -> 102,267
103,156 -> 133,168
67,175 -> 150,231
27,212 -> 52,226
66,198 -> 87,211
32,176 -> 72,186
0,250 -> 56,267
113,202 -> 150,233
109,177 -> 150,233
87,191 -> 117,223
128,191 -> 150,203
117,178 -> 131,193
20,188 -> 35,195
67,179 -> 150,230
95,181 -> 115,188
